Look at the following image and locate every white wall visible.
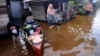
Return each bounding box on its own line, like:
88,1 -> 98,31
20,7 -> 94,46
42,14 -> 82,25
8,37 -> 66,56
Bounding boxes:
0,0 -> 6,6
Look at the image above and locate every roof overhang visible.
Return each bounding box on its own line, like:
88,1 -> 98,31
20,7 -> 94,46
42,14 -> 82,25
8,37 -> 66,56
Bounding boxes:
23,0 -> 69,2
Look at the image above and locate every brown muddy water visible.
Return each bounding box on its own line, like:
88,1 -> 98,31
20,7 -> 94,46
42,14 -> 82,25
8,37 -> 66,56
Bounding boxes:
0,9 -> 100,56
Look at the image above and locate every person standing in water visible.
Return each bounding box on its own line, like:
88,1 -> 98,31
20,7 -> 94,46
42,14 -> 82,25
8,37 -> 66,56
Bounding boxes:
47,4 -> 56,29
84,1 -> 93,15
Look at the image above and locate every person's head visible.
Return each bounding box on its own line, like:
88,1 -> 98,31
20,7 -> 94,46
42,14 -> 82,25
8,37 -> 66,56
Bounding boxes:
8,22 -> 15,30
48,4 -> 54,9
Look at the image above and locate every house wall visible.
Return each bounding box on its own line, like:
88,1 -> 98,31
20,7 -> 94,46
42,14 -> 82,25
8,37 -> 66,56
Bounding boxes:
0,0 -> 6,6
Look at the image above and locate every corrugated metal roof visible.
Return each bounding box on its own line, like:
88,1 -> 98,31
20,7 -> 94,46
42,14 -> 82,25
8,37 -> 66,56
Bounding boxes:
24,0 -> 48,2
24,0 -> 68,2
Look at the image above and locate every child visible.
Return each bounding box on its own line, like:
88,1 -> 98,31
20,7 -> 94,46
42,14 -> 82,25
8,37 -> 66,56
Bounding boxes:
7,22 -> 20,42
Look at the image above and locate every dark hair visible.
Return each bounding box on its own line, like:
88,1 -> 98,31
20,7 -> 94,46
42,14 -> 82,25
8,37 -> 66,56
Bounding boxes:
7,22 -> 15,27
7,21 -> 19,30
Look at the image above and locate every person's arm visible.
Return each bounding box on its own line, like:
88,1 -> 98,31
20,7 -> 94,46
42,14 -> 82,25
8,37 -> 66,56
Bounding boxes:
55,9 -> 59,13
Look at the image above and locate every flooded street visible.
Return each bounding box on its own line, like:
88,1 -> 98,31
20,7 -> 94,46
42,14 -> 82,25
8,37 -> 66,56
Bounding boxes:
0,8 -> 100,56
41,9 -> 100,56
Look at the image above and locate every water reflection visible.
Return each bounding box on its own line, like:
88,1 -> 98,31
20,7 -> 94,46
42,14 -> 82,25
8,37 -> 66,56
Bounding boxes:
43,9 -> 100,56
67,25 -> 96,56
68,26 -> 96,44
91,9 -> 100,56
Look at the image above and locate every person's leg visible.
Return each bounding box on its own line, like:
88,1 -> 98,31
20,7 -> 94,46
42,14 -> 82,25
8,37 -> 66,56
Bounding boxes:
85,11 -> 88,15
47,15 -> 52,26
12,28 -> 20,42
51,15 -> 56,25
13,33 -> 19,42
85,11 -> 91,15
47,15 -> 54,29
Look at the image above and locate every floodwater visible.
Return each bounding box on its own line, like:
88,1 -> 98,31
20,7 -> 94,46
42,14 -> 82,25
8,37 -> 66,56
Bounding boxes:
41,9 -> 100,56
0,9 -> 100,56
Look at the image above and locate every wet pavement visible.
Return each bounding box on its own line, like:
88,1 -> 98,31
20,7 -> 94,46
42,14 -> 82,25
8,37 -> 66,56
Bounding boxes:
0,8 -> 100,56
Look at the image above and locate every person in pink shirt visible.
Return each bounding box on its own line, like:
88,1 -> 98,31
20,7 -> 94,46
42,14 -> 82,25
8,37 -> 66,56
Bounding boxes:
84,1 -> 93,15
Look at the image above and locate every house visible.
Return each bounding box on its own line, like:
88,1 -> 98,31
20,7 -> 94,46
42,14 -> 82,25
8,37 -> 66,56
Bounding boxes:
6,0 -> 75,22
25,0 -> 69,21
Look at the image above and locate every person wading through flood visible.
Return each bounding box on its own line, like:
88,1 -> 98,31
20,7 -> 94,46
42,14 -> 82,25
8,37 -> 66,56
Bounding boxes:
47,4 -> 56,29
